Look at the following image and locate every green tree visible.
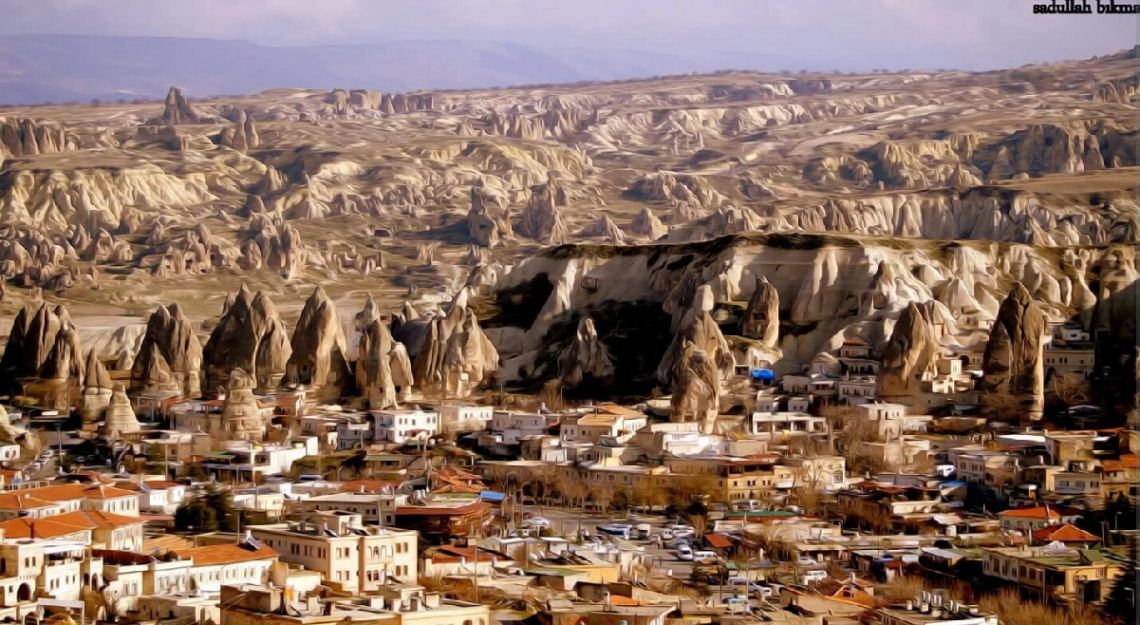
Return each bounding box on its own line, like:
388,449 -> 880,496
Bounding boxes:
175,484 -> 238,533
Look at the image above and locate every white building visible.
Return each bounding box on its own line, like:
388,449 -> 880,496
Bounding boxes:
249,512 -> 418,592
372,409 -> 441,445
438,405 -> 494,434
489,411 -> 558,445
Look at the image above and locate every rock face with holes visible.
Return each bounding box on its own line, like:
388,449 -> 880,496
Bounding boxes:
412,289 -> 499,398
219,368 -> 266,442
357,318 -> 399,410
982,283 -> 1047,421
657,285 -> 734,385
286,287 -> 351,401
557,317 -> 614,389
669,340 -> 721,434
739,275 -> 780,348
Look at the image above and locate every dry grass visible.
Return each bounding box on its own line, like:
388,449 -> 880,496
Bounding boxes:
978,589 -> 1109,625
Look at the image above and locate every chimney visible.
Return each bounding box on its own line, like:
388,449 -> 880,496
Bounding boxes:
603,592 -> 613,612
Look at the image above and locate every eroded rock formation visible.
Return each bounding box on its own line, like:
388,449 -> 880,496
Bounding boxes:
100,383 -> 140,439
557,317 -> 614,389
220,369 -> 265,442
285,287 -> 350,400
519,178 -> 569,245
982,283 -> 1046,421
878,302 -> 943,399
669,340 -> 720,434
203,286 -> 292,393
131,304 -> 202,398
657,285 -> 734,384
412,290 -> 499,397
740,275 -> 780,347
161,86 -> 203,125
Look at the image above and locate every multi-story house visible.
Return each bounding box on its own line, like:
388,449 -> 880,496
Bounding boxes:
997,504 -> 1082,532
437,404 -> 494,434
561,406 -> 646,445
250,512 -> 418,592
488,411 -> 558,445
373,409 -> 441,445
0,510 -> 145,550
172,538 -> 279,593
982,545 -> 1123,603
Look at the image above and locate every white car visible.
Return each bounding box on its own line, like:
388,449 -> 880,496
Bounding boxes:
676,545 -> 694,561
722,597 -> 753,614
796,556 -> 818,566
692,550 -> 719,564
668,525 -> 696,538
801,570 -> 828,583
522,517 -> 551,528
727,578 -> 771,597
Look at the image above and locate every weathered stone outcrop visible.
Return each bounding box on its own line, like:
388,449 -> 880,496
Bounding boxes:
412,290 -> 499,397
203,286 -> 292,393
577,216 -> 627,245
669,340 -> 720,435
739,275 -> 779,347
982,283 -> 1046,421
519,178 -> 569,245
131,304 -> 202,398
557,317 -> 614,389
285,287 -> 350,400
357,319 -> 398,409
629,208 -> 668,240
161,86 -> 203,125
80,350 -> 113,423
466,187 -> 501,247
657,285 -> 734,384
0,117 -> 74,164
220,109 -> 260,153
878,302 -> 942,399
100,383 -> 140,439
0,303 -> 71,395
220,369 -> 265,442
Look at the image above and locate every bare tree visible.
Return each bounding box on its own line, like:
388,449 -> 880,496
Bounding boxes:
591,483 -> 615,513
981,391 -> 1021,422
1049,372 -> 1092,409
685,511 -> 709,538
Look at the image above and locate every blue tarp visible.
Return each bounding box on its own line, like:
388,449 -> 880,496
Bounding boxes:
479,491 -> 506,502
750,368 -> 775,382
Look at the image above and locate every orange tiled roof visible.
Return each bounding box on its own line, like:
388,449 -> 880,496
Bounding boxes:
999,504 -> 1082,519
0,509 -> 144,539
1033,523 -> 1100,543
171,543 -> 278,566
0,492 -> 61,511
339,479 -> 400,494
1120,454 -> 1139,469
0,484 -> 137,505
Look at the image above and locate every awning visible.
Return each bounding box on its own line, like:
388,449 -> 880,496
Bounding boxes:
199,451 -> 236,460
705,533 -> 733,549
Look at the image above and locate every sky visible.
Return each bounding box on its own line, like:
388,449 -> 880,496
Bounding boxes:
0,0 -> 1136,71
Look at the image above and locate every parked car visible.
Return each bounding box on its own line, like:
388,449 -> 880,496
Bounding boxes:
665,538 -> 692,550
727,577 -> 771,596
675,545 -> 694,561
801,570 -> 828,583
796,556 -> 818,566
693,550 -> 719,564
722,597 -> 752,614
634,523 -> 652,539
667,525 -> 696,538
521,517 -> 550,528
596,524 -> 632,540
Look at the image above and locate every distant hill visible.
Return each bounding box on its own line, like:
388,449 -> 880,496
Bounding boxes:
0,34 -> 769,105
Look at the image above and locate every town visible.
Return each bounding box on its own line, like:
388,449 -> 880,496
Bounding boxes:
0,277 -> 1133,625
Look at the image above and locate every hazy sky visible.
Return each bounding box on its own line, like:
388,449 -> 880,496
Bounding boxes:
1,0 -> 1136,70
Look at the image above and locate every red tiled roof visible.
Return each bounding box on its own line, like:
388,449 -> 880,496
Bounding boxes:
1032,523 -> 1100,543
0,509 -> 144,539
1120,454 -> 1139,469
999,504 -> 1083,519
705,533 -> 733,549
